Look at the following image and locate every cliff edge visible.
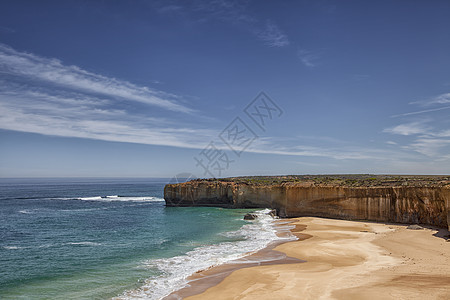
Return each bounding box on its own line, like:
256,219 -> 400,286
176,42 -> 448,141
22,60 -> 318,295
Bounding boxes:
164,175 -> 450,230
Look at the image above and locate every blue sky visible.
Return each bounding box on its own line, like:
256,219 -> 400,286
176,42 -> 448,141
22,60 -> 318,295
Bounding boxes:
0,0 -> 449,178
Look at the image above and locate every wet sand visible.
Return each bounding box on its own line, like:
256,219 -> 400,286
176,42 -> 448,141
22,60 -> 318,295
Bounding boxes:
173,217 -> 450,300
165,220 -> 305,299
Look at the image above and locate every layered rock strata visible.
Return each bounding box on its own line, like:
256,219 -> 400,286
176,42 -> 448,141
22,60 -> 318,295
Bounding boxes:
164,176 -> 450,230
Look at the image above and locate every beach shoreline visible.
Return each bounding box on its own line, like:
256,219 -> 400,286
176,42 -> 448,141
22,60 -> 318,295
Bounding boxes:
164,219 -> 302,299
169,216 -> 450,300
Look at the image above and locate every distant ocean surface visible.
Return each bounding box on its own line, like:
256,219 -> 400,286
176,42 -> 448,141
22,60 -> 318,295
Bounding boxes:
0,178 -> 283,299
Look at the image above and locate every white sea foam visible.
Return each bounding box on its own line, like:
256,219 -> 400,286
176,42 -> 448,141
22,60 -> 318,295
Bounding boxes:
37,243 -> 57,248
2,246 -> 22,250
18,209 -> 40,214
62,195 -> 164,202
67,242 -> 102,246
116,209 -> 296,300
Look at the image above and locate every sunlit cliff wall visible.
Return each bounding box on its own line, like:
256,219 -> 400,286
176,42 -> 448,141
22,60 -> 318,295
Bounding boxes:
164,181 -> 450,230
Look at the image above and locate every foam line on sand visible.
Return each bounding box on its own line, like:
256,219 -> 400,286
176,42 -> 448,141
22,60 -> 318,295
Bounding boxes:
179,217 -> 450,300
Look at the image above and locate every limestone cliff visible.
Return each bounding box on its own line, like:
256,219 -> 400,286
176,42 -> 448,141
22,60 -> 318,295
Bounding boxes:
164,175 -> 450,230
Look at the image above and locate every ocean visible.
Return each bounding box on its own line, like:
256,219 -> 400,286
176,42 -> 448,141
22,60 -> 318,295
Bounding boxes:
0,178 -> 286,299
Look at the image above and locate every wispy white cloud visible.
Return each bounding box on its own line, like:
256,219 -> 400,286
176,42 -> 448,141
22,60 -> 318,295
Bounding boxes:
157,4 -> 183,14
406,137 -> 450,157
160,1 -> 289,48
245,136 -> 417,161
383,121 -> 430,136
385,122 -> 450,159
257,21 -> 289,47
384,90 -> 450,161
431,129 -> 450,138
0,44 -> 434,165
298,49 -> 319,67
247,145 -> 373,160
0,44 -> 192,113
0,92 -> 215,149
410,92 -> 450,106
0,26 -> 15,34
191,0 -> 254,24
1,87 -> 405,161
0,43 -> 222,149
391,105 -> 450,117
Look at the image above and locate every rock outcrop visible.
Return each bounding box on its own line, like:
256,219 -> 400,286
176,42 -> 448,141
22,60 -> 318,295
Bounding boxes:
164,175 -> 450,230
407,224 -> 423,230
243,213 -> 258,220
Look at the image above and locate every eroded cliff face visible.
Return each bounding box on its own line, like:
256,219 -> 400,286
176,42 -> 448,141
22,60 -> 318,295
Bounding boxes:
164,180 -> 450,230
445,187 -> 450,230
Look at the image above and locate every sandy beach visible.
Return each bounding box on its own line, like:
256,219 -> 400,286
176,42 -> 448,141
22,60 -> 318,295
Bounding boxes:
173,217 -> 450,300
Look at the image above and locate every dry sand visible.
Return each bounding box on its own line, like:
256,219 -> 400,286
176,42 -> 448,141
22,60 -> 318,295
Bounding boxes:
181,217 -> 450,300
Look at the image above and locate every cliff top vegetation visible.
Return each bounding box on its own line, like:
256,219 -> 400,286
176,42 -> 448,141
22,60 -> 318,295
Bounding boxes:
191,175 -> 450,187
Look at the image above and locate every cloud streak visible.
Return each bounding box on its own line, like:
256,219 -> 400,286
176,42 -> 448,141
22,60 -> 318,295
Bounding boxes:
391,105 -> 450,117
158,1 -> 290,48
1,89 -> 400,161
383,121 -> 430,136
257,21 -> 290,47
1,86 -> 402,161
0,92 -> 215,149
384,94 -> 450,159
0,44 -> 429,164
0,43 -> 219,150
410,92 -> 450,106
298,49 -> 319,67
406,138 -> 450,157
0,44 -> 192,113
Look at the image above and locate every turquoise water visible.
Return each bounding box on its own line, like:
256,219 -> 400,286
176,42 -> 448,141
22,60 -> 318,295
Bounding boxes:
0,178 -> 281,299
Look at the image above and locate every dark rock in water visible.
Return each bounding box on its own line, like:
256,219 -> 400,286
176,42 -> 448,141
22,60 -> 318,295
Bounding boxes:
244,213 -> 258,220
267,209 -> 277,218
407,224 -> 423,230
